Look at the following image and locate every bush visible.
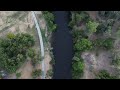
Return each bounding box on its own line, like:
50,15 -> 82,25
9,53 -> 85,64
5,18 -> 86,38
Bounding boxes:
98,11 -> 120,20
69,11 -> 90,28
86,21 -> 99,35
32,69 -> 42,78
31,54 -> 41,66
42,11 -> 57,32
72,56 -> 84,79
46,69 -> 53,77
112,58 -> 120,66
94,38 -> 114,50
102,38 -> 114,49
74,38 -> 93,52
16,72 -> 21,79
96,23 -> 107,34
96,19 -> 114,35
27,48 -> 36,58
96,70 -> 117,79
72,29 -> 88,44
0,33 -> 35,73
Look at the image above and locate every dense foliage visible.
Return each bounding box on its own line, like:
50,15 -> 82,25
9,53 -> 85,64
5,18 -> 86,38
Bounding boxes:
94,38 -> 114,50
16,72 -> 21,79
74,38 -> 93,52
70,11 -> 118,79
42,11 -> 57,32
0,33 -> 35,73
69,11 -> 90,28
96,70 -> 117,79
98,11 -> 120,20
27,48 -> 41,66
86,21 -> 99,34
32,69 -> 42,78
72,56 -> 84,79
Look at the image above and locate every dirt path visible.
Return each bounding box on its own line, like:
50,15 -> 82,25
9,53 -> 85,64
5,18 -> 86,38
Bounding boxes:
35,11 -> 52,79
0,11 -> 42,79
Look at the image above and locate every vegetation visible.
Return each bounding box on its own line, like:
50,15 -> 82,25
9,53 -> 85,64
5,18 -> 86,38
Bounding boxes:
16,72 -> 21,79
96,70 -> 117,79
32,69 -> 42,78
72,56 -> 84,79
27,48 -> 41,66
70,11 -> 118,79
0,33 -> 35,73
98,11 -> 120,20
74,38 -> 93,52
27,48 -> 36,58
46,69 -> 53,78
42,11 -> 57,32
69,11 -> 90,28
94,38 -> 114,50
86,21 -> 99,34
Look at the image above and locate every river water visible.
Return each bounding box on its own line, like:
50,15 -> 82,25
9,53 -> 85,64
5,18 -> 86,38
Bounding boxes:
52,11 -> 73,79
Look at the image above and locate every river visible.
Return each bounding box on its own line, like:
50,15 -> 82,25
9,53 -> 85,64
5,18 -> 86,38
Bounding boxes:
52,11 -> 73,79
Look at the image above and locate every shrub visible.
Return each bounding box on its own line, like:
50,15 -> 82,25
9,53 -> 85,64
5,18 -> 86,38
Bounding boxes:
94,38 -> 114,50
69,11 -> 90,28
96,70 -> 117,79
32,69 -> 42,78
98,11 -> 120,20
86,21 -> 99,35
46,69 -> 53,77
74,38 -> 93,52
42,11 -> 57,32
27,48 -> 36,58
0,33 -> 35,73
72,56 -> 84,79
16,72 -> 21,79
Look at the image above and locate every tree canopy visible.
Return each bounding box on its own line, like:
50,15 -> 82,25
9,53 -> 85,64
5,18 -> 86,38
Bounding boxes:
74,38 -> 93,52
86,21 -> 99,34
0,33 -> 35,73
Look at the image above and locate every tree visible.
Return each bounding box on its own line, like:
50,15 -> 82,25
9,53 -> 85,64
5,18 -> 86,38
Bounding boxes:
98,11 -> 120,20
72,56 -> 84,79
69,11 -> 90,28
46,69 -> 53,78
7,33 -> 15,39
94,38 -> 114,50
32,69 -> 42,79
103,38 -> 114,50
96,70 -> 117,79
16,72 -> 21,79
74,38 -> 93,52
86,21 -> 99,34
43,11 -> 57,32
0,33 -> 35,73
27,48 -> 36,58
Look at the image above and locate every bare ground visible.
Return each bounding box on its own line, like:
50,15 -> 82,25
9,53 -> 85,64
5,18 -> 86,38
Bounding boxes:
81,50 -> 118,79
80,11 -> 120,79
0,11 -> 42,79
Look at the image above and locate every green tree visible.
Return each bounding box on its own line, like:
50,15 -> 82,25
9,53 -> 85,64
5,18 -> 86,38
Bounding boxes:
43,11 -> 57,32
74,38 -> 92,52
94,38 -> 114,50
72,56 -> 84,79
96,70 -> 117,79
0,33 -> 35,73
27,48 -> 35,58
32,69 -> 42,78
16,72 -> 21,79
86,21 -> 99,34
